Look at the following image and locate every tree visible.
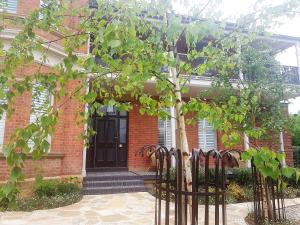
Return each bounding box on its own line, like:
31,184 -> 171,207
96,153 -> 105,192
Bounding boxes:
1,0 -> 300,221
290,113 -> 300,146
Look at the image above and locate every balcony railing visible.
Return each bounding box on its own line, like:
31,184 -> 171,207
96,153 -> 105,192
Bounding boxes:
280,65 -> 300,85
93,53 -> 300,85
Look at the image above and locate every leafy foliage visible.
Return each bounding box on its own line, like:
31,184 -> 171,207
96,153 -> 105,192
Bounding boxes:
0,0 -> 300,207
0,179 -> 82,212
35,179 -> 80,198
290,114 -> 300,146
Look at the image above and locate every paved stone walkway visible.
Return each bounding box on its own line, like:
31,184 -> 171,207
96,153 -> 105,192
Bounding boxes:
0,193 -> 299,225
286,204 -> 300,224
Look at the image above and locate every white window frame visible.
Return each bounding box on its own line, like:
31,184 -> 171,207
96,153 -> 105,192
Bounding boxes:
29,82 -> 53,152
0,0 -> 18,13
198,119 -> 217,151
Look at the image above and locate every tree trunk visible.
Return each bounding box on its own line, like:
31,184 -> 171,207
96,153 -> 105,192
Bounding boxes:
169,50 -> 193,223
261,176 -> 274,221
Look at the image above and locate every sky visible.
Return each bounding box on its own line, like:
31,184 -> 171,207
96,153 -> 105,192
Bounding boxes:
172,0 -> 300,114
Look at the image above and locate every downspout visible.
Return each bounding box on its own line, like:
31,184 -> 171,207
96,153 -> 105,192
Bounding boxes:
81,35 -> 91,177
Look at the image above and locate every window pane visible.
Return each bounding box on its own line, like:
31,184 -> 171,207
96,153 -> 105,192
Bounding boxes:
119,110 -> 128,116
119,118 -> 127,143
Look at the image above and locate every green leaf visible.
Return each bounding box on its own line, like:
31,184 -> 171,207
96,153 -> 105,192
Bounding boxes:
241,151 -> 252,161
109,40 -> 121,48
282,167 -> 294,178
85,92 -> 97,103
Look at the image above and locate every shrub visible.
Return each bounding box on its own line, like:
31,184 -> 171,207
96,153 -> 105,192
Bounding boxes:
228,168 -> 253,186
163,167 -> 253,186
35,179 -> 80,197
227,182 -> 246,202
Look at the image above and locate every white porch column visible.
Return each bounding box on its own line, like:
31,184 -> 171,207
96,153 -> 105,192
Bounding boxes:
279,131 -> 286,167
81,78 -> 90,177
243,133 -> 251,168
295,43 -> 300,82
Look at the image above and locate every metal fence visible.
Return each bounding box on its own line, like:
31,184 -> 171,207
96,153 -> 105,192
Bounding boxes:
293,146 -> 300,168
154,146 -> 240,225
251,161 -> 286,224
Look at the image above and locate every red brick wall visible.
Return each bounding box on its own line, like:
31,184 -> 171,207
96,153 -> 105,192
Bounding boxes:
0,64 -> 85,181
283,131 -> 293,166
216,131 -> 244,151
17,0 -> 40,15
58,80 -> 85,176
127,104 -> 158,171
0,157 -> 63,180
185,115 -> 199,150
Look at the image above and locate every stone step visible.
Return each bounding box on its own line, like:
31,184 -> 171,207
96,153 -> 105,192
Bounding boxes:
85,175 -> 147,182
83,185 -> 147,195
86,167 -> 128,172
84,171 -> 156,182
83,179 -> 144,187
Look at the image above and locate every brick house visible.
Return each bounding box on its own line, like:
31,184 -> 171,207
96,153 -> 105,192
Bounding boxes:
0,0 -> 300,184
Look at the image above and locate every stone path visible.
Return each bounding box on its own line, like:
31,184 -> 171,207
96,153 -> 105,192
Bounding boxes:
286,204 -> 300,224
0,193 -> 299,225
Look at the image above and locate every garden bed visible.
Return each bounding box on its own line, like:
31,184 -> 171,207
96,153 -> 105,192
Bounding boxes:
245,213 -> 297,225
0,179 -> 82,212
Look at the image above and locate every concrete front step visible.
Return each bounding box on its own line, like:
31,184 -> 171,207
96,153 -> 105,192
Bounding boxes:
83,171 -> 153,195
86,167 -> 128,172
84,172 -> 155,182
83,179 -> 144,187
83,185 -> 147,195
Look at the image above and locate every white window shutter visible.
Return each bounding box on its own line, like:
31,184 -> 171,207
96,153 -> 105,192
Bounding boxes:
29,83 -> 51,149
158,108 -> 172,149
198,119 -> 217,151
1,0 -> 18,13
0,89 -> 7,152
30,83 -> 50,124
0,112 -> 6,152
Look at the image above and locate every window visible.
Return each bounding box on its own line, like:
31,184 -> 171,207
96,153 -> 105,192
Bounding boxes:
0,0 -> 18,13
158,108 -> 172,149
198,119 -> 217,151
0,108 -> 6,152
29,83 -> 52,149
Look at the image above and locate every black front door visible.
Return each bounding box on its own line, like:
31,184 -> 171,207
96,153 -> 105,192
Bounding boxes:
86,109 -> 128,168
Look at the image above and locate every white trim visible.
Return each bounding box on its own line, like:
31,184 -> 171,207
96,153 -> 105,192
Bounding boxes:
0,29 -> 86,68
